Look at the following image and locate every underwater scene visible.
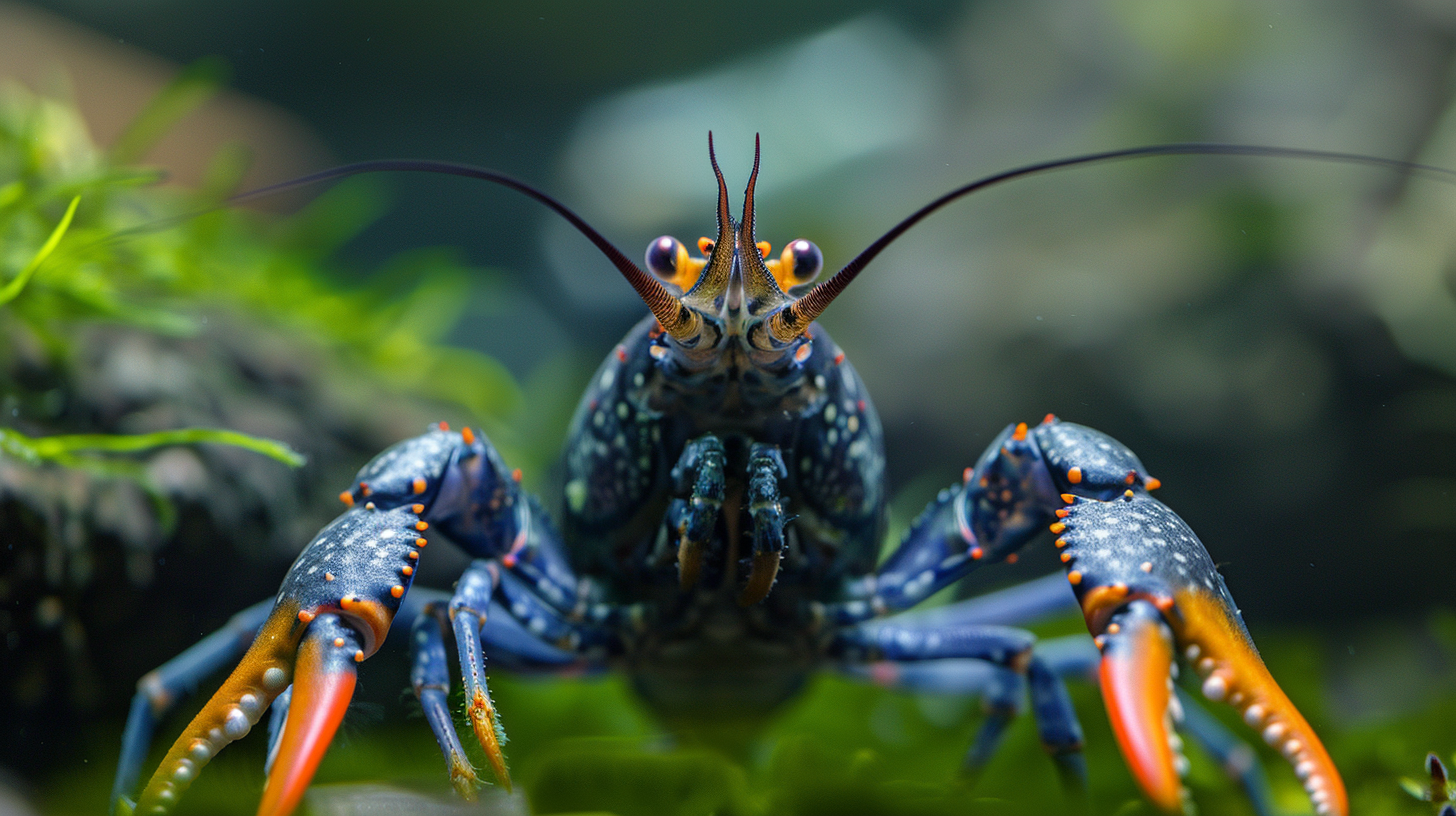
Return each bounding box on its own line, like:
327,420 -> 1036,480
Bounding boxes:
2,1 -> 1455,814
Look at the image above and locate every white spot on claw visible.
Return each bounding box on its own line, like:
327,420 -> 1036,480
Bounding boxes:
1201,674 -> 1227,702
223,707 -> 251,740
173,758 -> 195,782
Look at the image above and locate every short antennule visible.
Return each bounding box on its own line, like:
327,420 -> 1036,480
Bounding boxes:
223,159 -> 699,340
768,142 -> 1456,343
741,134 -> 761,239
738,134 -> 784,306
682,133 -> 737,308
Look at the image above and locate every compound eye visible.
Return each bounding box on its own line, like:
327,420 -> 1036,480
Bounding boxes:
646,236 -> 682,280
785,239 -> 823,285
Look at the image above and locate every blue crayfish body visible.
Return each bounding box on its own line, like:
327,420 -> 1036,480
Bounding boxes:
112,138 -> 1354,816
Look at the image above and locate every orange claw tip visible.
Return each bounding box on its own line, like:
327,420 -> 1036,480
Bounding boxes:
256,649 -> 357,816
1099,609 -> 1183,814
1173,589 -> 1347,816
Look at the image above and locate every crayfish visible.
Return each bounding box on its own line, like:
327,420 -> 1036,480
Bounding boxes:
110,136 -> 1449,816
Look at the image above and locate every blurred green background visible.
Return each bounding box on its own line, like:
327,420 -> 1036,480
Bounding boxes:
2,0 -> 1456,814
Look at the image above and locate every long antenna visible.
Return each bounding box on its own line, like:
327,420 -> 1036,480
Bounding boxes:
767,142 -> 1456,342
237,160 -> 697,338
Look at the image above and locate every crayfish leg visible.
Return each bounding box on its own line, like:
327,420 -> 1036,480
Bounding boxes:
451,597 -> 512,792
132,602 -> 303,815
256,613 -> 363,816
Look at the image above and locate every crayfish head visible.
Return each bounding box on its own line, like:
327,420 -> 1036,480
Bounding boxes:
642,134 -> 825,371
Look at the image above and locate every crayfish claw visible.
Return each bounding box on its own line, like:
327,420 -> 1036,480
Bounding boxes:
257,614 -> 362,816
1097,600 -> 1187,814
1058,493 -> 1347,816
132,604 -> 301,815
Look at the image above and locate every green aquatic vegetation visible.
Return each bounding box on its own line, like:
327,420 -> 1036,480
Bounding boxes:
0,75 -> 520,434
0,427 -> 304,469
0,194 -> 79,306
